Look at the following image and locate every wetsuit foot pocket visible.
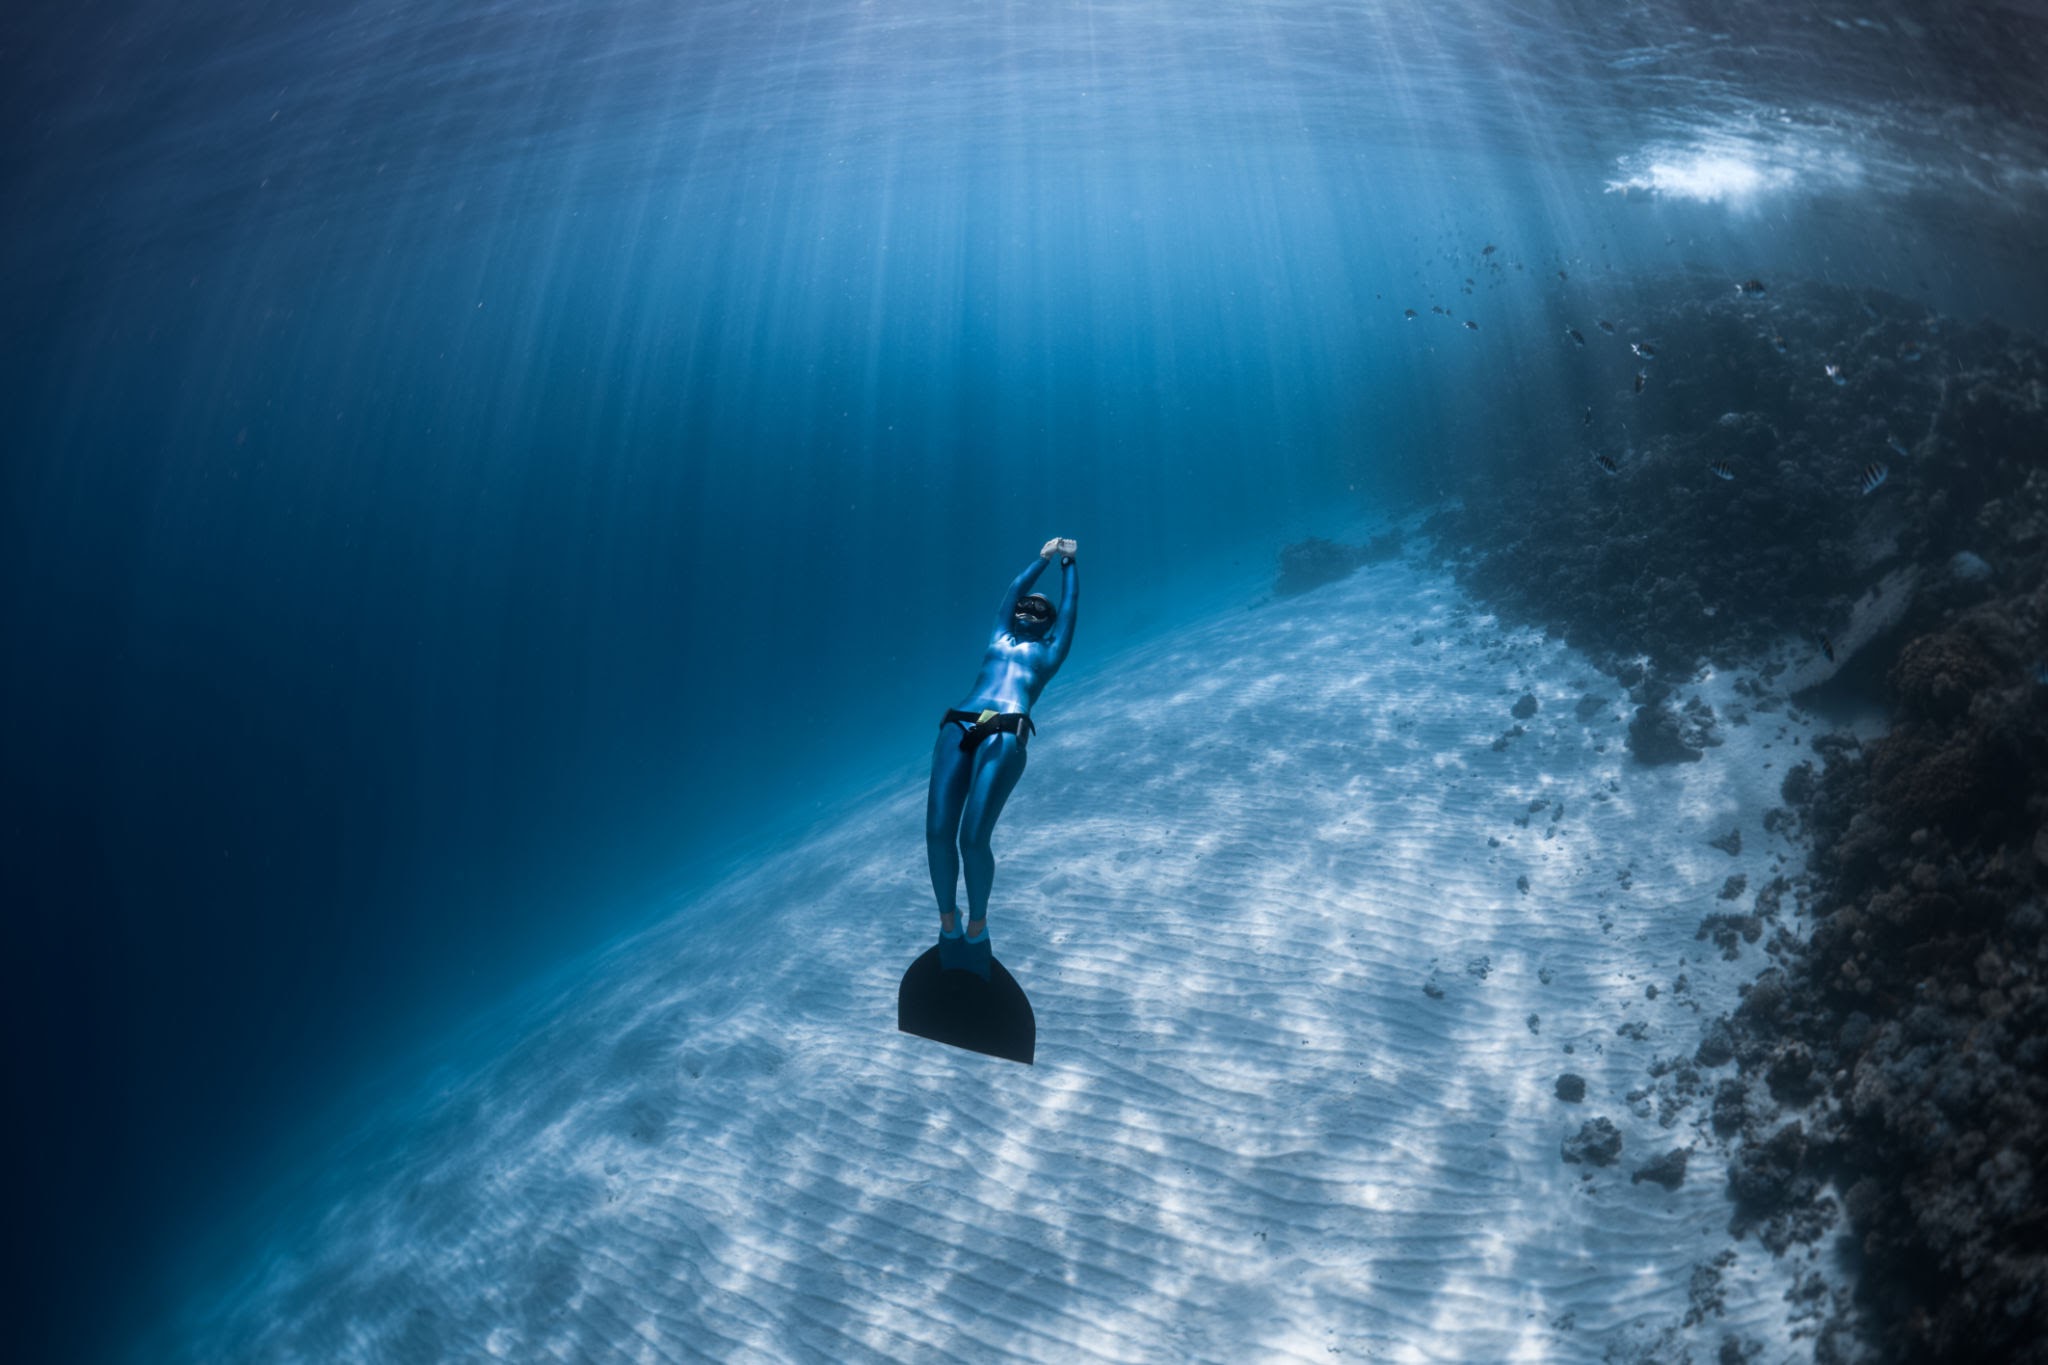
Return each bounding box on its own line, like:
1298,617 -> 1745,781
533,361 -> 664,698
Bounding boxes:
939,932 -> 993,981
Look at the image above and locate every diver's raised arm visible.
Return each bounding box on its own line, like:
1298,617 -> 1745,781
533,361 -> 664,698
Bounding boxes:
1044,552 -> 1079,663
992,553 -> 1052,632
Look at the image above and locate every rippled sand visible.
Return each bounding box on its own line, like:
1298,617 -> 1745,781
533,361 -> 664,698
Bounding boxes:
164,556 -> 1821,1363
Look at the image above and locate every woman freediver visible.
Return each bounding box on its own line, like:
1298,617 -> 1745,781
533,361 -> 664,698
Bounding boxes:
927,537 -> 1078,977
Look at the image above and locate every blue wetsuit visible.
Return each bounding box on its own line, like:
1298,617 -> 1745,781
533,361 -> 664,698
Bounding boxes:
928,551 -> 1078,939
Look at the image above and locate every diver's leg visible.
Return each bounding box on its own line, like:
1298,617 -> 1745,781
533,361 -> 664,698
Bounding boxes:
958,734 -> 1028,940
926,727 -> 975,936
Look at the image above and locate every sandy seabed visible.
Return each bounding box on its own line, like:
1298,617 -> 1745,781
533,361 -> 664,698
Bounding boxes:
164,554 -> 1827,1364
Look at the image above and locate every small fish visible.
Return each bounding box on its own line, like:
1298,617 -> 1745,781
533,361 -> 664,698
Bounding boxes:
1771,333 -> 1789,354
1901,346 -> 1922,362
1463,319 -> 1479,331
1859,461 -> 1889,495
1593,454 -> 1620,475
1557,269 -> 1569,281
1566,327 -> 1585,347
1431,304 -> 1448,316
1736,278 -> 1768,296
1582,405 -> 1594,427
1597,319 -> 1616,334
1631,341 -> 1657,359
1708,460 -> 1734,480
1825,363 -> 1846,386
1464,277 -> 1475,286
1404,308 -> 1417,320
1482,243 -> 1497,256
1633,370 -> 1647,394
1819,633 -> 1836,663
1886,435 -> 1910,459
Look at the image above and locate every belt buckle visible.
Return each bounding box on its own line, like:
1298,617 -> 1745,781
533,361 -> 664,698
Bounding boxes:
977,709 -> 998,724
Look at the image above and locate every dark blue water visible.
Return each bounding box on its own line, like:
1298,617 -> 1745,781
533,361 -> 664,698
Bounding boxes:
4,1 -> 2044,1359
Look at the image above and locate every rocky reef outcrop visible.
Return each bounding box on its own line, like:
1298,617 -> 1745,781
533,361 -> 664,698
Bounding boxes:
1274,530 -> 1405,596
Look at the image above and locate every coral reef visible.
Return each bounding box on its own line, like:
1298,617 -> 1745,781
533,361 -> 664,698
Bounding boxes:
1773,591 -> 2048,1362
1423,273 -> 2048,1360
1425,275 -> 2046,695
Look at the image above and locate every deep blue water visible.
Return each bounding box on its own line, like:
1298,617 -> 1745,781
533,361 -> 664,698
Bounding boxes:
4,0 -> 2045,1359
